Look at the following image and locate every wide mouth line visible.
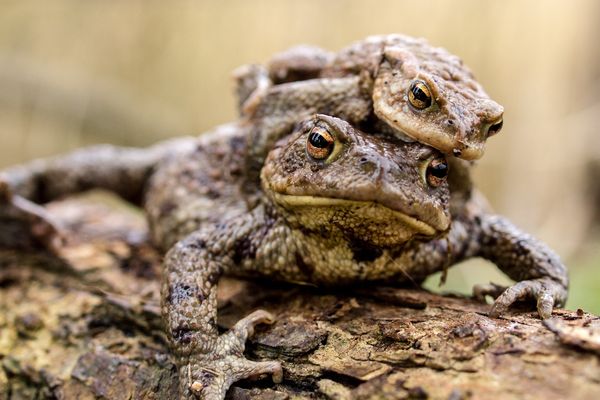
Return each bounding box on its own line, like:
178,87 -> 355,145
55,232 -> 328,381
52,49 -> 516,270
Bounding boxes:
375,111 -> 484,160
271,193 -> 442,235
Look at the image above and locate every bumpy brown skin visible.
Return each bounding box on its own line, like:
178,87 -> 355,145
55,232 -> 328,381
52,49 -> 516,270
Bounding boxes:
268,45 -> 334,84
0,116 -> 567,399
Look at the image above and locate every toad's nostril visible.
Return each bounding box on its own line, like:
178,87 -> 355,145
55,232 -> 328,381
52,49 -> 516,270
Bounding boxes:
486,118 -> 503,137
360,158 -> 377,174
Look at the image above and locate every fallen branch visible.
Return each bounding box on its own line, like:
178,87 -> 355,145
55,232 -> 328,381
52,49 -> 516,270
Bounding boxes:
1,197 -> 599,399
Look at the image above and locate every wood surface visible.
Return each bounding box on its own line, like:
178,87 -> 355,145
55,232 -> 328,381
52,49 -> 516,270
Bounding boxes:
1,197 -> 599,400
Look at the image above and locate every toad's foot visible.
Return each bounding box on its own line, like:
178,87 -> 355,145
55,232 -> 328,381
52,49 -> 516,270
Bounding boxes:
0,180 -> 65,252
481,278 -> 567,320
180,310 -> 282,400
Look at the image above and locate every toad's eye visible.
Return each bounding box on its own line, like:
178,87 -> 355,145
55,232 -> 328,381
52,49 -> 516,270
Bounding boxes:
408,80 -> 433,110
426,156 -> 448,187
307,126 -> 335,160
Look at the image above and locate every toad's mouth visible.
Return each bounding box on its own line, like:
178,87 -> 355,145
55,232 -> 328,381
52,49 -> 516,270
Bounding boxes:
271,193 -> 444,237
373,103 -> 485,161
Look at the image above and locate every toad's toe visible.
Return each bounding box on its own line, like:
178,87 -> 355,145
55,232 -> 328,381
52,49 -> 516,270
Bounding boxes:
489,278 -> 567,320
178,309 -> 281,400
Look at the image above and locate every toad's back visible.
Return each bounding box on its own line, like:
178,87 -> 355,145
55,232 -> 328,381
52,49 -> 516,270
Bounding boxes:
144,123 -> 250,250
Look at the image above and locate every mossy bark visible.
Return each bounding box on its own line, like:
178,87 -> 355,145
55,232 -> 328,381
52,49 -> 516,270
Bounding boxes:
1,198 -> 599,400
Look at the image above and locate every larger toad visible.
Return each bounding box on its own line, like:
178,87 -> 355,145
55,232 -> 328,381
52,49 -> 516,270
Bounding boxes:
0,114 -> 566,399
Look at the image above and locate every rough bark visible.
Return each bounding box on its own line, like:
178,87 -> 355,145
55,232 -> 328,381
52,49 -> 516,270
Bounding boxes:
1,197 -> 599,400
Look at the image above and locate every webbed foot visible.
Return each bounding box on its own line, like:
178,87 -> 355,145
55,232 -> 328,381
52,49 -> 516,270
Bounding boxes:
477,278 -> 567,319
180,310 -> 282,400
0,179 -> 64,252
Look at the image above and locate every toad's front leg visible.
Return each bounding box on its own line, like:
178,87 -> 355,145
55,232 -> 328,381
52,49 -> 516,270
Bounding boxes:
398,213 -> 568,319
162,230 -> 282,400
474,215 -> 568,319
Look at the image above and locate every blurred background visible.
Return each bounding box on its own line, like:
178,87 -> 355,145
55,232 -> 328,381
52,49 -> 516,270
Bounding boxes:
0,0 -> 599,312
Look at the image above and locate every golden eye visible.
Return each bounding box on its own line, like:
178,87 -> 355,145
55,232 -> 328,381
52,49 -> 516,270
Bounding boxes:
426,156 -> 448,187
307,126 -> 335,160
408,80 -> 433,110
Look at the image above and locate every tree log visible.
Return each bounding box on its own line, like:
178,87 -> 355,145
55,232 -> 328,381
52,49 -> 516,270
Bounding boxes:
1,197 -> 599,400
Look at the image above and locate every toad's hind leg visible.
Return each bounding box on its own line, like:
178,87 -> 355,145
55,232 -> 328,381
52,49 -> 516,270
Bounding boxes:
0,137 -> 194,250
162,226 -> 282,400
1,138 -> 195,205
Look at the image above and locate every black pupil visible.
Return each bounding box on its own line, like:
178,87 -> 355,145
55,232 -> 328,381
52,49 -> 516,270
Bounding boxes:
309,131 -> 330,148
411,83 -> 431,105
429,161 -> 448,178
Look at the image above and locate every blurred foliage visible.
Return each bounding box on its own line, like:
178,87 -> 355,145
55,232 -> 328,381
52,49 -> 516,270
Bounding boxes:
0,0 -> 599,313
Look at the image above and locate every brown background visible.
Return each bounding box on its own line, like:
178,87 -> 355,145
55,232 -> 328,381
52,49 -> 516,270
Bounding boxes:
0,0 -> 598,312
